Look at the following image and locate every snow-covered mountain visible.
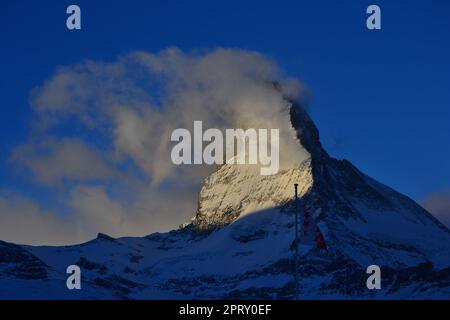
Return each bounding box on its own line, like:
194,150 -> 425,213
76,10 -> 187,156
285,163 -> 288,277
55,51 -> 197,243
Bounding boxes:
1,103 -> 449,299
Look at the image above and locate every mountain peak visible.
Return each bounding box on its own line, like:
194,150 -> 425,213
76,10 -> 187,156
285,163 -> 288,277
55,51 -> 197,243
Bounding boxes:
289,103 -> 329,160
191,100 -> 450,269
192,102 -> 325,229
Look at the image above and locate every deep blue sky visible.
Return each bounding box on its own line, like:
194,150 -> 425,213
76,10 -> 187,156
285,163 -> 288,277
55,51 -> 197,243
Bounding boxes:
1,0 -> 450,204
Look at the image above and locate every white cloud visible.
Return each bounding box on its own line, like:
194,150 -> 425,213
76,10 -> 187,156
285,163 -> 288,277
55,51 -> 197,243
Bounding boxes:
5,48 -> 310,245
11,138 -> 114,185
0,193 -> 87,245
69,184 -> 197,239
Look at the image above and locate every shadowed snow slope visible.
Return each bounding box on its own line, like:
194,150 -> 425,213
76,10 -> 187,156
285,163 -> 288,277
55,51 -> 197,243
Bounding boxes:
1,103 -> 449,299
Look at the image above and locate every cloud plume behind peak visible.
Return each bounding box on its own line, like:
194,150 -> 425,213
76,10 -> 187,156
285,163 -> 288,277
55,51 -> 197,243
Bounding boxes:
3,48 -> 311,244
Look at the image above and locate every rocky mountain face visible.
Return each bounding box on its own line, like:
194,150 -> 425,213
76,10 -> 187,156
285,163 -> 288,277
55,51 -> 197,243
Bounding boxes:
1,103 -> 449,299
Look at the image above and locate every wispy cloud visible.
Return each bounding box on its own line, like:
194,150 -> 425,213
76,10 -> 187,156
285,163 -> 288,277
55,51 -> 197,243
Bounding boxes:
12,138 -> 114,185
3,48 -> 309,245
0,193 -> 84,245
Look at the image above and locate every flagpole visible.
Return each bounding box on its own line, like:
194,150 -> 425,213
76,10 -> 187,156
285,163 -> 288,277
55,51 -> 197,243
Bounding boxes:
294,183 -> 299,300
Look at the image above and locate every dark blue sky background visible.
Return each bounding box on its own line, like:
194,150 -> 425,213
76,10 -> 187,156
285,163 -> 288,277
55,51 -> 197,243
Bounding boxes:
1,0 -> 450,204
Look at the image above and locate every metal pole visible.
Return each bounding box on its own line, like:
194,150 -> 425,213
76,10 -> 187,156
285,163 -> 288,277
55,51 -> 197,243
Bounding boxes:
294,183 -> 299,300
